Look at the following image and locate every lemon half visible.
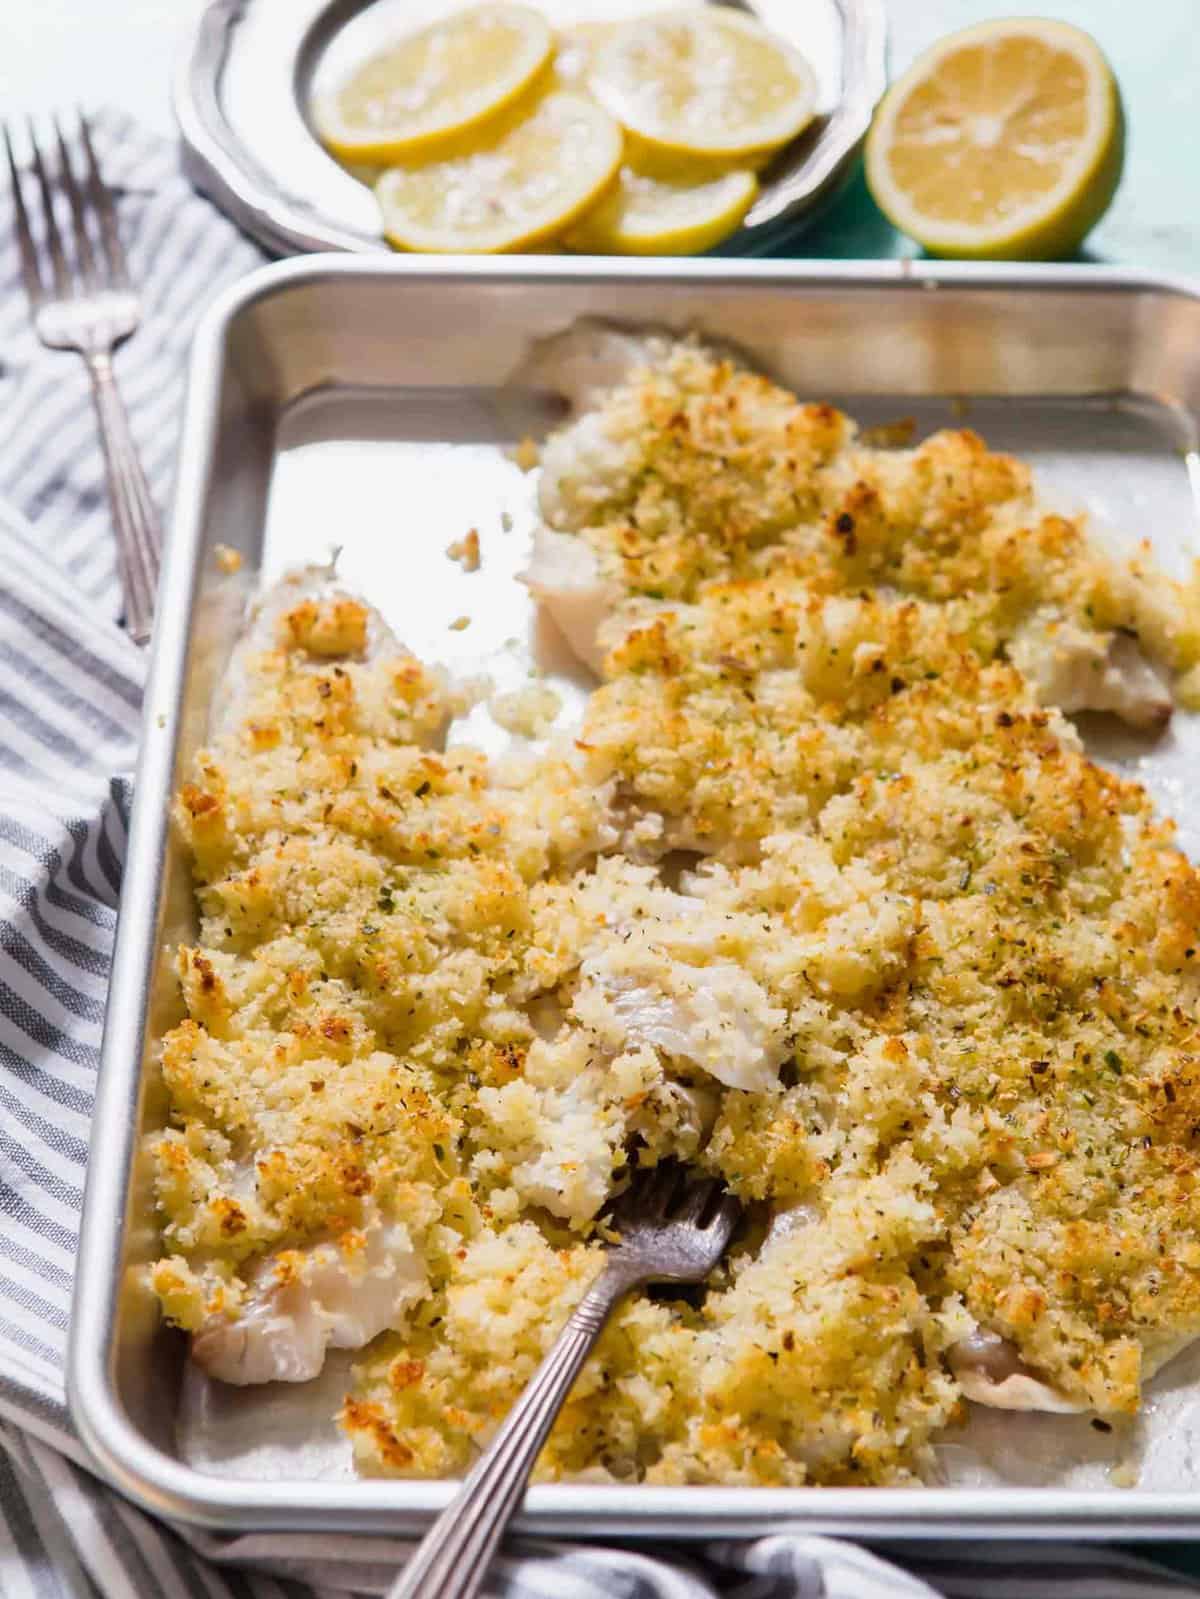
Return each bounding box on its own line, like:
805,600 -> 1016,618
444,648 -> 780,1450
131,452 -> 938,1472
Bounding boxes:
374,90 -> 622,253
565,166 -> 757,255
865,18 -> 1124,260
315,3 -> 554,164
588,7 -> 818,165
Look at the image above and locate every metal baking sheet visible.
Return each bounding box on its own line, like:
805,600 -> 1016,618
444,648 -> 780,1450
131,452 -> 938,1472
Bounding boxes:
175,0 -> 885,258
70,257 -> 1200,1537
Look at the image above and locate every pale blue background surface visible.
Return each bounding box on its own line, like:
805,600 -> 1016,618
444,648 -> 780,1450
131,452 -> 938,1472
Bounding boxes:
772,0 -> 1200,272
2,1 -> 1192,270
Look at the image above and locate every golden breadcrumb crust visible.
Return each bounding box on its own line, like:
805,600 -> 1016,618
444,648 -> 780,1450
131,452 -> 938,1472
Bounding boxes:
152,342 -> 1200,1489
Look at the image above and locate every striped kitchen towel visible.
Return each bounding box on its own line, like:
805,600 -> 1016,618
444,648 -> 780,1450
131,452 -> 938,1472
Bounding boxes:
1,109 -> 1200,1599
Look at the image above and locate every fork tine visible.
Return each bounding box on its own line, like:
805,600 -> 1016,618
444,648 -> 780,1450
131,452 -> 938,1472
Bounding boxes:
78,112 -> 128,288
647,1163 -> 684,1217
674,1176 -> 721,1225
26,119 -> 71,300
4,125 -> 44,306
53,116 -> 97,290
705,1192 -> 742,1248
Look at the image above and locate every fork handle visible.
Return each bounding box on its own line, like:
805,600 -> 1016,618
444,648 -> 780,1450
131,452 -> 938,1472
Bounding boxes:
85,352 -> 162,647
387,1264 -> 633,1599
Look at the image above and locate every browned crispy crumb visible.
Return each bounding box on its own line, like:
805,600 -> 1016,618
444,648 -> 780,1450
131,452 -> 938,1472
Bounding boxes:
277,595 -> 368,657
447,529 -> 481,573
860,416 -> 916,449
511,436 -> 541,472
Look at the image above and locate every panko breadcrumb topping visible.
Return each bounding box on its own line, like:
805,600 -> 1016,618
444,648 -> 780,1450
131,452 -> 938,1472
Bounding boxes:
152,340 -> 1200,1490
489,682 -> 562,739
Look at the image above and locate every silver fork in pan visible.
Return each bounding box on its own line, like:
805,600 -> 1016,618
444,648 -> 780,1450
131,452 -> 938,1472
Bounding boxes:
5,116 -> 161,646
389,1165 -> 742,1599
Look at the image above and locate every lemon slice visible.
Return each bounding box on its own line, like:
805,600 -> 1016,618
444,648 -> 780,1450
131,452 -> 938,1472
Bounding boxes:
565,166 -> 757,255
552,21 -> 616,89
589,7 -> 818,165
374,90 -> 622,253
314,3 -> 554,163
865,18 -> 1124,260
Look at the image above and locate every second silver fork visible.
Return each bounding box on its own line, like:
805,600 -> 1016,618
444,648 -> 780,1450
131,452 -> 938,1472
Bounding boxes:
5,116 -> 161,646
389,1165 -> 742,1599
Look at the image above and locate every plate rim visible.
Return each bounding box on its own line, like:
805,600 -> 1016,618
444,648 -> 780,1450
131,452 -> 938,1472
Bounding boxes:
173,0 -> 888,258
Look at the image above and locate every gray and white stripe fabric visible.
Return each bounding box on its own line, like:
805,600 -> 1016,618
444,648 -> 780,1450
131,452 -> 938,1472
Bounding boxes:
1,110 -> 1200,1599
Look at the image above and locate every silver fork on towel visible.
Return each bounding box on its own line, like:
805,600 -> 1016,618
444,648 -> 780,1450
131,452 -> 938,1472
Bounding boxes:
5,115 -> 161,646
389,1165 -> 742,1599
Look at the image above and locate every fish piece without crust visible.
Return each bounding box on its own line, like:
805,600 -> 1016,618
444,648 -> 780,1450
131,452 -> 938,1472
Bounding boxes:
520,526 -> 623,674
192,1219 -> 427,1386
1008,612 -> 1173,730
518,323 -> 659,425
947,1327 -> 1086,1415
575,935 -> 789,1094
949,1324 -> 1200,1415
